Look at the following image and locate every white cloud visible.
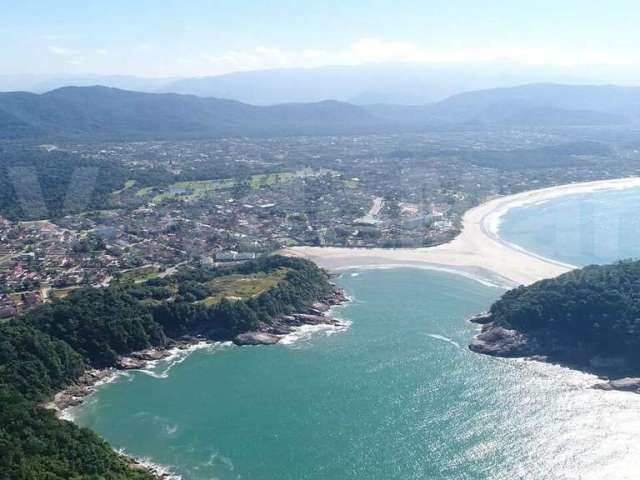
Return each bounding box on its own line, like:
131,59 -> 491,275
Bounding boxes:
34,37 -> 640,78
48,46 -> 74,56
47,46 -> 87,67
65,57 -> 85,66
199,38 -> 640,75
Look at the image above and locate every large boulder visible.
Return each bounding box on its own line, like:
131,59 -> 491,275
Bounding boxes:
469,326 -> 530,356
233,332 -> 281,346
593,377 -> 640,393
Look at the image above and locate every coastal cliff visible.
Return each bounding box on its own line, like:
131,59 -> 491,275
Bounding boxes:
469,260 -> 640,394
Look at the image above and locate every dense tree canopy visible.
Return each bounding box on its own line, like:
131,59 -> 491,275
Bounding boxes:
490,260 -> 640,358
0,390 -> 153,480
0,324 -> 84,402
24,288 -> 166,368
0,145 -> 129,220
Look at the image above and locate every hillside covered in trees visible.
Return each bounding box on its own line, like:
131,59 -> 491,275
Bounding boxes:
0,144 -> 129,220
0,256 -> 337,479
0,86 -> 378,140
470,260 -> 640,377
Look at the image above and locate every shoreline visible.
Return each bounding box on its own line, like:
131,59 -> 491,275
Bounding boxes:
43,285 -> 350,480
48,289 -> 350,417
284,177 -> 640,286
38,178 -> 640,477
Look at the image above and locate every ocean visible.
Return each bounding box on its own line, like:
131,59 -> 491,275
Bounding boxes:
71,187 -> 640,479
498,186 -> 640,267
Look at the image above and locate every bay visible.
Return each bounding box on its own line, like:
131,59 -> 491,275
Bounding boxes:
73,188 -> 640,479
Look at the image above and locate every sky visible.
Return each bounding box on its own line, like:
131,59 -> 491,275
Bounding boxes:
2,0 -> 640,78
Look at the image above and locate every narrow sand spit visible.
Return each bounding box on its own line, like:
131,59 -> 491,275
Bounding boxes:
284,178 -> 640,287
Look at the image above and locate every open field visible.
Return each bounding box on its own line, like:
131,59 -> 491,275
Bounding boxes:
201,267 -> 289,306
150,168 -> 335,202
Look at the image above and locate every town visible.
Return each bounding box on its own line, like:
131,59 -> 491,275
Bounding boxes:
3,126 -> 640,317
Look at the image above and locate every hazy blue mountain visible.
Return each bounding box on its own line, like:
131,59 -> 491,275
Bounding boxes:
0,65 -> 625,107
0,75 -> 48,92
0,86 -> 379,139
162,63 -> 590,105
0,74 -> 174,94
428,83 -> 640,124
366,83 -> 639,126
30,75 -> 175,94
2,83 -> 639,140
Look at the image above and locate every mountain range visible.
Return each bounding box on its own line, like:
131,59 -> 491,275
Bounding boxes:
1,83 -> 640,139
0,86 -> 379,139
0,63 -> 599,105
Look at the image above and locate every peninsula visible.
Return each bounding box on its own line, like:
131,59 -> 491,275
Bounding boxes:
470,260 -> 640,393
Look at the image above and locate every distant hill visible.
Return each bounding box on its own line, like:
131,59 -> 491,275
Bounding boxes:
2,83 -> 639,139
0,73 -> 174,94
162,63 -> 587,105
1,66 -> 636,107
428,83 -> 640,125
366,83 -> 640,126
0,86 -> 379,139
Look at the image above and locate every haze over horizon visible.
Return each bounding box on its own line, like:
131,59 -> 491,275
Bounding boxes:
3,0 -> 640,85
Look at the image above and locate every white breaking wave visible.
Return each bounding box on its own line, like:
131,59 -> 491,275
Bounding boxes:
116,449 -> 182,480
138,341 -> 231,379
425,333 -> 460,348
279,319 -> 352,346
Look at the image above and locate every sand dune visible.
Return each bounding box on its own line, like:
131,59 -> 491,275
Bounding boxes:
284,177 -> 640,287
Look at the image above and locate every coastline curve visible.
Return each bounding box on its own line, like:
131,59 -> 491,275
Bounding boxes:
284,177 -> 640,286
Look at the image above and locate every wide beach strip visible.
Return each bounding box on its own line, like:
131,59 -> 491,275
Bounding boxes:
286,177 -> 640,286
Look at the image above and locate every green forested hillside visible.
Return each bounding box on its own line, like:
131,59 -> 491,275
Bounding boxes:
0,86 -> 377,139
0,256 -> 333,479
0,145 -> 129,220
489,260 -> 640,359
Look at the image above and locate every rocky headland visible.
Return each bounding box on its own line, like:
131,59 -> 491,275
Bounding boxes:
468,313 -> 640,394
234,289 -> 348,346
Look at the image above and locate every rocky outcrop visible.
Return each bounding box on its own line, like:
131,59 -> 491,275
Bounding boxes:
292,313 -> 336,325
593,377 -> 640,393
116,348 -> 173,369
49,369 -> 115,410
468,312 -> 493,325
116,357 -> 147,370
234,314 -> 342,345
233,286 -> 348,346
233,332 -> 281,345
469,318 -> 640,395
130,348 -> 172,362
469,325 -> 532,356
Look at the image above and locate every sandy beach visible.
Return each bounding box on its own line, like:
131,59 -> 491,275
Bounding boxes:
284,177 -> 640,287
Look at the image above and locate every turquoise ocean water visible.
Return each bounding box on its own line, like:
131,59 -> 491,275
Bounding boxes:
499,186 -> 640,267
72,187 -> 640,479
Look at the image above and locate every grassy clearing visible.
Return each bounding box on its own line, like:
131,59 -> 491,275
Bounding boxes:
135,186 -> 155,197
49,286 -> 81,300
118,265 -> 160,283
152,168 -> 336,203
111,179 -> 137,196
201,268 -> 289,306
